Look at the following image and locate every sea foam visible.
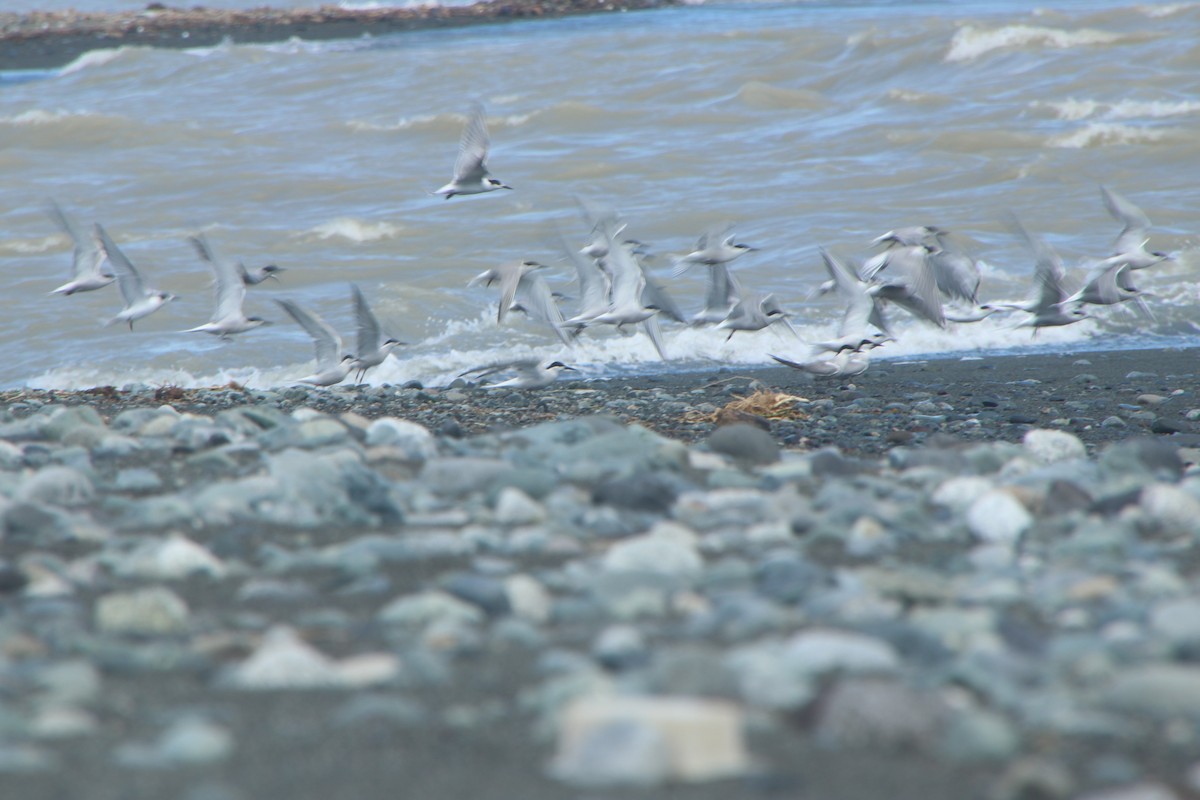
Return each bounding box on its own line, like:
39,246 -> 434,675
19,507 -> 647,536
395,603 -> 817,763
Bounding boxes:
307,218 -> 403,243
1035,98 -> 1200,121
59,48 -> 125,76
1046,122 -> 1170,148
945,24 -> 1121,62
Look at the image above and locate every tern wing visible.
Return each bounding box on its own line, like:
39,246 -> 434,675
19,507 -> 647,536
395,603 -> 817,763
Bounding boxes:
516,272 -> 573,346
495,262 -> 528,325
642,314 -> 669,360
94,224 -> 145,305
1101,185 -> 1151,254
190,235 -> 246,322
555,222 -> 610,315
929,245 -> 980,304
1006,213 -> 1070,311
276,298 -> 343,369
453,103 -> 491,184
48,199 -> 105,280
459,357 -> 539,380
819,248 -> 884,338
606,240 -> 646,307
1089,263 -> 1131,305
641,276 -> 686,323
351,283 -> 382,353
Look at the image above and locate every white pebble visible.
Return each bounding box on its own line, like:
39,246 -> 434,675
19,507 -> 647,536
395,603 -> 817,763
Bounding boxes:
1022,429 -> 1086,464
551,695 -> 749,785
966,490 -> 1032,544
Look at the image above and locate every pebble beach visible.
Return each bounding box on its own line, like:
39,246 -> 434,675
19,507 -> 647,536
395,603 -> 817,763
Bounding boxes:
4,346 -> 1200,800
0,0 -> 676,70
5,2 -> 1200,798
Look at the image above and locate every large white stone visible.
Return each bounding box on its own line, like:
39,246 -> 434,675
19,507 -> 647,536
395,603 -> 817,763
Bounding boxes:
1141,484 -> 1200,536
223,626 -> 343,690
494,486 -> 547,526
365,418 -> 438,461
785,629 -> 901,675
931,476 -> 995,513
505,574 -> 552,624
114,532 -> 226,580
1022,429 -> 1086,464
95,587 -> 189,636
966,490 -> 1032,544
551,696 -> 749,785
602,532 -> 703,580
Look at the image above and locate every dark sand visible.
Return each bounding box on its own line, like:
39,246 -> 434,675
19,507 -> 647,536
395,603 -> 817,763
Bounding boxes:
0,0 -> 679,71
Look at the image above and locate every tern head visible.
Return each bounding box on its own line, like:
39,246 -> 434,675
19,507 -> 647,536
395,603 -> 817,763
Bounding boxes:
545,361 -> 578,373
260,264 -> 285,281
487,178 -> 513,191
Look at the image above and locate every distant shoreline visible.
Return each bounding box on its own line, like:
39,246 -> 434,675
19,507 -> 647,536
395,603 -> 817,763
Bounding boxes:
0,0 -> 678,71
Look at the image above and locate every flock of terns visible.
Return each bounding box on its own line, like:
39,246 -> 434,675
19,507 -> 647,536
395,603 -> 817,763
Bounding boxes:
43,103 -> 1174,388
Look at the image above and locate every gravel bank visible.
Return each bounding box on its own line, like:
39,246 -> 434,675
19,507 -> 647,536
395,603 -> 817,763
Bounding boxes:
0,0 -> 679,71
3,346 -> 1200,800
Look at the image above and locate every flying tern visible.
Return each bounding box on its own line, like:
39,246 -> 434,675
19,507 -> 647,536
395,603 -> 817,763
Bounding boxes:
348,284 -> 404,383
459,358 -> 577,389
46,200 -> 112,296
185,234 -> 270,338
275,298 -> 354,386
95,224 -> 177,329
432,103 -> 512,199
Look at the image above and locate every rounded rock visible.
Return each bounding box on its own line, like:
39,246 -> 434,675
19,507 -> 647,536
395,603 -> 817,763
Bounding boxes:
966,490 -> 1032,544
95,587 -> 190,636
1022,429 -> 1086,464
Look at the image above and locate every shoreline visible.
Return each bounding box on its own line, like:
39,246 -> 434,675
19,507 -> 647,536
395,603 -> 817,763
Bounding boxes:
0,0 -> 678,71
5,346 -> 1197,455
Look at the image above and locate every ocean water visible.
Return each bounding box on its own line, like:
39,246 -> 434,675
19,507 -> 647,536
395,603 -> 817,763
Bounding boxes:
1,0 -> 1198,390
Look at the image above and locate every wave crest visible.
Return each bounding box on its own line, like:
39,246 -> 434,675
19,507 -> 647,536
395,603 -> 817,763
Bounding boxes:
59,47 -> 125,76
1034,98 -> 1200,121
307,218 -> 403,242
1046,122 -> 1171,148
945,24 -> 1121,62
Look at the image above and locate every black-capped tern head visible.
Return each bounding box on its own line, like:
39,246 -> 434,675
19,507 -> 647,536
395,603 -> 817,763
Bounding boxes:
432,103 -> 512,199
241,263 -> 285,286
